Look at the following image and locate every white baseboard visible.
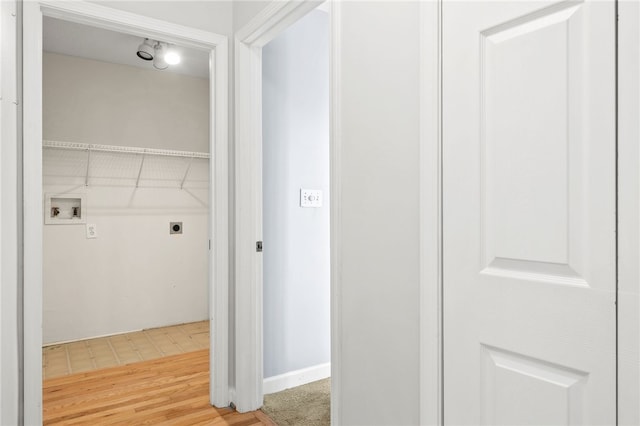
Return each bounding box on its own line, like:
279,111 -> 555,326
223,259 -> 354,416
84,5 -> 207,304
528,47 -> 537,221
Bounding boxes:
229,387 -> 236,408
263,362 -> 331,395
42,328 -> 142,347
42,319 -> 208,347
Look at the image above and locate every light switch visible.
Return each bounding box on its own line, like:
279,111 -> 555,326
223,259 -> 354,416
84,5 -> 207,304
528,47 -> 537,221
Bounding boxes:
300,189 -> 322,208
86,224 -> 97,239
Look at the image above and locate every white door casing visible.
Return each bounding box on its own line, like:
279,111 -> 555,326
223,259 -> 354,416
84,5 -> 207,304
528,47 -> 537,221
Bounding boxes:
418,1 -> 443,425
618,1 -> 640,424
443,1 -> 616,424
22,2 -> 229,422
233,0 -> 327,414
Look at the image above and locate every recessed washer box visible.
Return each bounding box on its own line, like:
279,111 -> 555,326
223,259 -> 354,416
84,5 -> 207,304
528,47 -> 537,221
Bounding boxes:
45,193 -> 86,225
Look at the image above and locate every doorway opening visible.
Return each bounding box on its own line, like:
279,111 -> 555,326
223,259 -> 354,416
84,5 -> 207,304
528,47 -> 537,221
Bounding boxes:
40,16 -> 214,422
22,2 -> 229,422
233,0 -> 337,420
260,6 -> 331,426
41,15 -> 211,372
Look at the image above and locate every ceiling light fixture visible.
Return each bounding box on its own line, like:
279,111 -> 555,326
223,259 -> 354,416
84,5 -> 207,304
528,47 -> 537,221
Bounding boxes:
153,42 -> 168,70
136,38 -> 154,61
136,38 -> 181,71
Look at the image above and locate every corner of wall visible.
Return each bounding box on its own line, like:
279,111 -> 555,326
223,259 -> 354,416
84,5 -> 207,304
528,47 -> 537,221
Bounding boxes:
0,0 -> 21,423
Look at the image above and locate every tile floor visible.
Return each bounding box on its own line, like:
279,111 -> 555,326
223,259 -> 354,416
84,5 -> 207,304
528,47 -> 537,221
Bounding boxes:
42,320 -> 209,379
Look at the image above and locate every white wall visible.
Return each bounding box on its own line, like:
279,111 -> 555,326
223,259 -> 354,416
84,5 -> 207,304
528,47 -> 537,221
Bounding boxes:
338,2 -> 421,424
1,1 -> 20,423
262,10 -> 330,379
44,52 -> 209,152
43,53 -> 210,344
233,0 -> 270,33
95,1 -> 233,36
42,186 -> 209,344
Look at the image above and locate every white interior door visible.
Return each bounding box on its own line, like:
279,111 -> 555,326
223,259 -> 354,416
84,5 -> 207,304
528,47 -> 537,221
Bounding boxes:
442,1 -> 617,424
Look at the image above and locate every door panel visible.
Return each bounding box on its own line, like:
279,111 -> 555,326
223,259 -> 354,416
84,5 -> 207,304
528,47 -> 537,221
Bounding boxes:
481,345 -> 588,425
443,1 -> 616,424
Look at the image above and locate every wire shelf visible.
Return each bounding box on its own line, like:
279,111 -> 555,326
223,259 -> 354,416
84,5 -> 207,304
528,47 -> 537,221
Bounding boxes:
43,140 -> 210,159
43,140 -> 210,189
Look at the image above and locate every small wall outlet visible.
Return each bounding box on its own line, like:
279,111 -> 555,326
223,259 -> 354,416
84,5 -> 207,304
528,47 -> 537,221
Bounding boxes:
300,189 -> 322,208
170,222 -> 183,234
86,224 -> 97,239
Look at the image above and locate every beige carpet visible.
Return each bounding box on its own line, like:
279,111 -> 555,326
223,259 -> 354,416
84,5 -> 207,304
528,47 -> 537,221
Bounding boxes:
261,378 -> 330,426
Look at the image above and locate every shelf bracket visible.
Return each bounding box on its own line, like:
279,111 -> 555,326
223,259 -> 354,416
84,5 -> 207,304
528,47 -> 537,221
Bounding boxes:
136,152 -> 146,188
180,158 -> 194,190
84,147 -> 92,187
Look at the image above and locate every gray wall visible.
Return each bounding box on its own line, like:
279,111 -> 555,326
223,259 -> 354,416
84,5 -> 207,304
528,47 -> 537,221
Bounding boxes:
262,10 -> 330,378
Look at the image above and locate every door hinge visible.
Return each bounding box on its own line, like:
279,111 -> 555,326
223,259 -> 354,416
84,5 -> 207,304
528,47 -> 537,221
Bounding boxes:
256,241 -> 263,252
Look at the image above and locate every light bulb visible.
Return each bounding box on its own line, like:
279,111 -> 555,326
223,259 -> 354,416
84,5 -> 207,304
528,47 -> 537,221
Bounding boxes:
165,49 -> 181,65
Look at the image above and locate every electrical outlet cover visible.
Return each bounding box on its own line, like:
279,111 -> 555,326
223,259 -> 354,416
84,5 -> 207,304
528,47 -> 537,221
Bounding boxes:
86,224 -> 97,239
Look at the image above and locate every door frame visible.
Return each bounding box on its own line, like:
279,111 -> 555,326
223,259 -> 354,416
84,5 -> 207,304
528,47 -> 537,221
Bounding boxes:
22,2 -> 229,423
427,1 -> 639,425
233,0 -> 335,416
419,1 -> 443,425
618,1 -> 639,424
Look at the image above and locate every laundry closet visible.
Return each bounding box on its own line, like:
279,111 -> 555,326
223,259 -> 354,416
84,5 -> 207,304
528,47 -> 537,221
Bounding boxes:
41,18 -> 211,348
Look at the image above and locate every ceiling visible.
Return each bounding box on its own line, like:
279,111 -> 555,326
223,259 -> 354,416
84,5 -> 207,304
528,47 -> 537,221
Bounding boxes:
43,17 -> 210,79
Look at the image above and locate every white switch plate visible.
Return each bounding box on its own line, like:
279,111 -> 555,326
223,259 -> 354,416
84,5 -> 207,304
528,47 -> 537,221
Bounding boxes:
300,189 -> 322,208
86,223 -> 98,239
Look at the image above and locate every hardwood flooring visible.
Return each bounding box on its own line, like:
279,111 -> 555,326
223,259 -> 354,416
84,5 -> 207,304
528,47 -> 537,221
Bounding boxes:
43,349 -> 275,425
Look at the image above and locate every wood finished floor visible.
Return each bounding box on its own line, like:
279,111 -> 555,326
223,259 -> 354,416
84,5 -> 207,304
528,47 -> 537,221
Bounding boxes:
43,349 -> 275,426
